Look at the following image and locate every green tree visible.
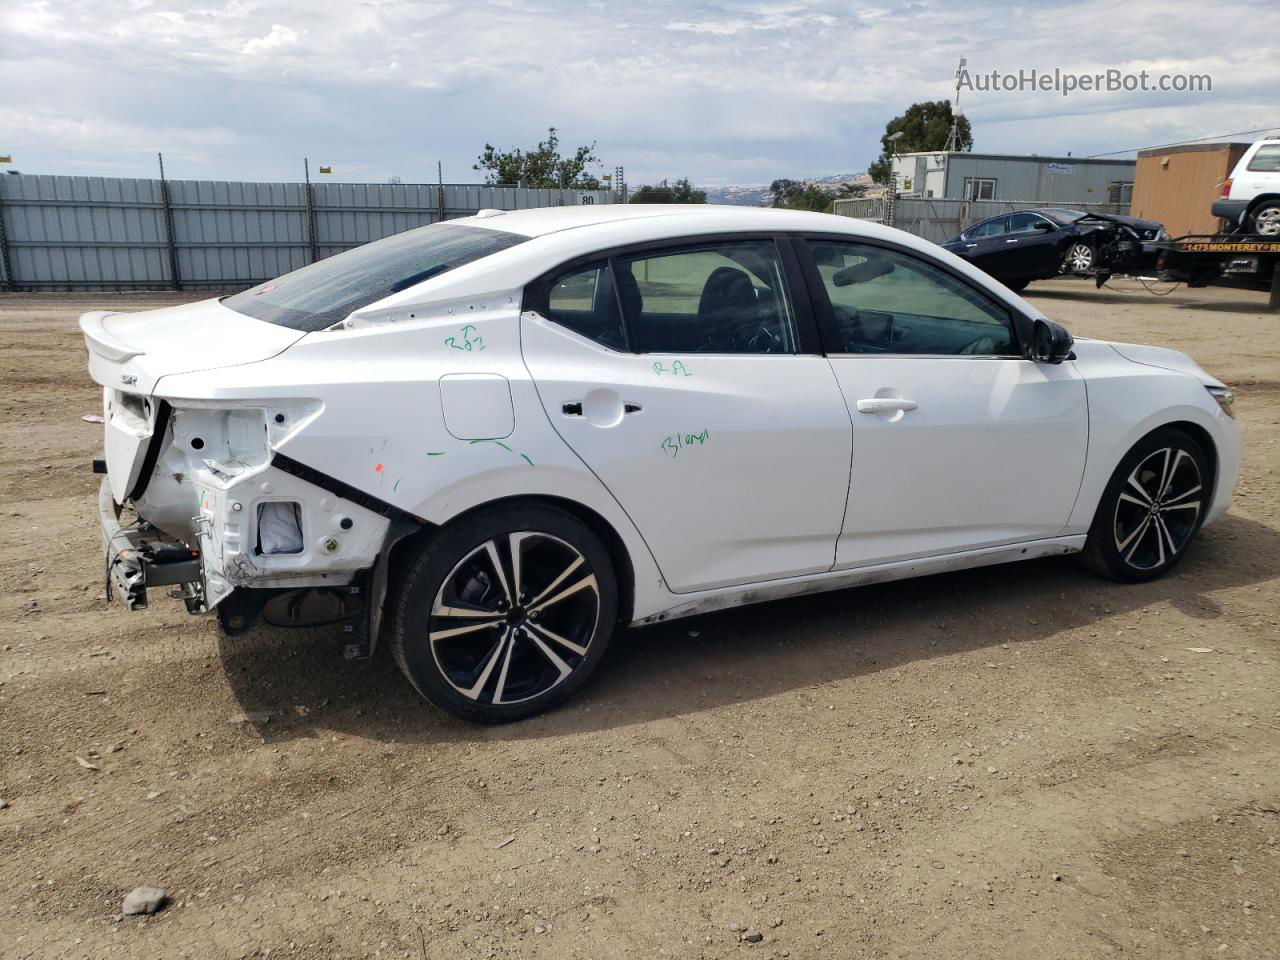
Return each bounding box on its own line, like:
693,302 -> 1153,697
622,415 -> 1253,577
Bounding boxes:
769,179 -> 835,213
866,100 -> 972,184
629,177 -> 707,203
474,127 -> 602,189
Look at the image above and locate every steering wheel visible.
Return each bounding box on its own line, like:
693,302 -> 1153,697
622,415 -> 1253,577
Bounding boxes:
747,323 -> 784,353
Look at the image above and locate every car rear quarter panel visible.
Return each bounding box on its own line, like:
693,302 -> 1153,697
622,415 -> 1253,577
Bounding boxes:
1065,340 -> 1238,534
152,304 -> 670,619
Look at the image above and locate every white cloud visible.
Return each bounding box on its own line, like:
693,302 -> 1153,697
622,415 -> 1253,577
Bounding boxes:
241,24 -> 299,55
0,0 -> 1275,185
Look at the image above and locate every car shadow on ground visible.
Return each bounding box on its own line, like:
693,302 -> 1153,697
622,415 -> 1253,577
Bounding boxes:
215,513 -> 1280,745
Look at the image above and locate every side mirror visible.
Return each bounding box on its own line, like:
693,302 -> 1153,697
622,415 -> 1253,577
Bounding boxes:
1033,220 -> 1055,232
1029,318 -> 1073,364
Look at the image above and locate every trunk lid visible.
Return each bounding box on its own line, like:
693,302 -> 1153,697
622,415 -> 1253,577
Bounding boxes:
81,298 -> 305,504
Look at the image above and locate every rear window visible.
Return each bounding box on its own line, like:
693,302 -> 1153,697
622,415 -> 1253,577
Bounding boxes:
224,222 -> 528,332
1246,144 -> 1280,173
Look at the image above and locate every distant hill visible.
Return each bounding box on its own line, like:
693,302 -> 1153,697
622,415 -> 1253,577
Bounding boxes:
703,173 -> 877,206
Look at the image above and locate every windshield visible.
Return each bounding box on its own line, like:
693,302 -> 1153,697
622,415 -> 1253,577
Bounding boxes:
224,222 -> 528,332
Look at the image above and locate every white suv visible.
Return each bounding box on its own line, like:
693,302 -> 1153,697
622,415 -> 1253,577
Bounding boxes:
1212,138 -> 1280,235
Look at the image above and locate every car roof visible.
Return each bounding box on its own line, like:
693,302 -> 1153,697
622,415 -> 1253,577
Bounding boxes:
346,203 -> 1052,328
453,203 -> 850,238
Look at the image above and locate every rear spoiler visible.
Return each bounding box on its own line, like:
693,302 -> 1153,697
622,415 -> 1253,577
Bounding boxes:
79,311 -> 143,362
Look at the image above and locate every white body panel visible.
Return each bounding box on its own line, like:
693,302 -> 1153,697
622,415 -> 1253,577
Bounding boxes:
829,355 -> 1088,567
79,205 -> 1242,626
521,311 -> 853,592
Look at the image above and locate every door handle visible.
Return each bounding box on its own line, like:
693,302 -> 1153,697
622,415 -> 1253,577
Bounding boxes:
856,398 -> 918,414
623,403 -> 642,414
1004,238 -> 1019,243
561,402 -> 583,416
964,243 -> 977,248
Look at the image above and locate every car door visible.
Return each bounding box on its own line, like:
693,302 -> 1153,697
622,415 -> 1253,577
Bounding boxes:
956,217 -> 1011,277
521,237 -> 853,593
799,237 -> 1088,569
1003,212 -> 1065,278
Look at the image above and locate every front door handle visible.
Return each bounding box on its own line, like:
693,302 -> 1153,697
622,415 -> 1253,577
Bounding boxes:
1004,238 -> 1019,243
856,397 -> 918,414
964,243 -> 977,248
561,401 -> 583,416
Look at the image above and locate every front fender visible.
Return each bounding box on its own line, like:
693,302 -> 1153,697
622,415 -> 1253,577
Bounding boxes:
1066,342 -> 1238,534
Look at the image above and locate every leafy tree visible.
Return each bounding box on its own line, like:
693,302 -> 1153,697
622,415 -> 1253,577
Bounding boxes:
629,177 -> 707,203
474,127 -> 602,189
866,100 -> 972,184
769,179 -> 835,213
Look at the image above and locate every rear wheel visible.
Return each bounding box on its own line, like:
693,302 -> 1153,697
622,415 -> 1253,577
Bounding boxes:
390,505 -> 618,722
1249,200 -> 1280,236
1079,428 -> 1211,582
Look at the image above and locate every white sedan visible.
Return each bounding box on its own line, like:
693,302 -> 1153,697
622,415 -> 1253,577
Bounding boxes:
83,205 -> 1242,722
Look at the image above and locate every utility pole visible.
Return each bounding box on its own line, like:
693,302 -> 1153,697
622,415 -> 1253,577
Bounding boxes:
157,152 -> 181,290
303,158 -> 318,263
943,57 -> 967,153
437,161 -> 445,222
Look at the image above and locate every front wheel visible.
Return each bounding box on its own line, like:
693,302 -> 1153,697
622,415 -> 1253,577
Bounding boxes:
390,505 -> 618,722
1079,428 -> 1211,582
1064,242 -> 1095,275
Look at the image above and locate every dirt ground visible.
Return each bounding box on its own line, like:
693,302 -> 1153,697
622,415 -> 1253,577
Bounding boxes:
2,278 -> 1279,960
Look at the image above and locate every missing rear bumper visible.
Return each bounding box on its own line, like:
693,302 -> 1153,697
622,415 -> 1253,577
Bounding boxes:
98,478 -> 202,611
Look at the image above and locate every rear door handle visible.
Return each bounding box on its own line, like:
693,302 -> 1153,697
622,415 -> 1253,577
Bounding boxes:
964,243 -> 977,248
856,398 -> 918,414
562,400 -> 642,416
1004,238 -> 1019,243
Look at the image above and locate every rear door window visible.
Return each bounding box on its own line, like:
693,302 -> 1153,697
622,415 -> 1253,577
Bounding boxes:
545,261 -> 627,350
968,218 -> 1009,239
614,241 -> 798,354
1247,144 -> 1280,172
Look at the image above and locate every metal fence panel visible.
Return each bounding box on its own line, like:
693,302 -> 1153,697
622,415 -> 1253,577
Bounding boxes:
0,175 -> 612,291
834,196 -> 1131,244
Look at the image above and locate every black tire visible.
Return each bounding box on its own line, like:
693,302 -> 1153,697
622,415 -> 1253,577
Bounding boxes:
1079,427 -> 1211,582
1248,200 -> 1280,236
390,504 -> 618,722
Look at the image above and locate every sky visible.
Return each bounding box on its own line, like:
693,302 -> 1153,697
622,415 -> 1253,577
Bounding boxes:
1,0 -> 1277,188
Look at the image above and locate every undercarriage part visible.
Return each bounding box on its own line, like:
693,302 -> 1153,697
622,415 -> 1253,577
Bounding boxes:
215,578 -> 375,659
98,479 -> 201,611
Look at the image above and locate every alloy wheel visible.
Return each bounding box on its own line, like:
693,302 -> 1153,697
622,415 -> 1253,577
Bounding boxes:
1253,206 -> 1280,236
1066,242 -> 1094,274
428,532 -> 601,705
1112,447 -> 1203,572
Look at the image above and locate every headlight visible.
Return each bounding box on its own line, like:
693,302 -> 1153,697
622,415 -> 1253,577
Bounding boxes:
1206,385 -> 1235,418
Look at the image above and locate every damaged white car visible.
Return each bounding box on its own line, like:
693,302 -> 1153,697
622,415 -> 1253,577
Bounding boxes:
84,205 -> 1242,722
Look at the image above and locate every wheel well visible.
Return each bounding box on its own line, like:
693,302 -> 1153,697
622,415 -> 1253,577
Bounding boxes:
392,495 -> 637,626
1247,194 -> 1280,213
1150,419 -> 1218,500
